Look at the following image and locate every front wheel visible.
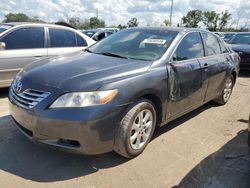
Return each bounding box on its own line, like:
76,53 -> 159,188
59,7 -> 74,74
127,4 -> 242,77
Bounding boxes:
114,99 -> 157,158
214,75 -> 234,105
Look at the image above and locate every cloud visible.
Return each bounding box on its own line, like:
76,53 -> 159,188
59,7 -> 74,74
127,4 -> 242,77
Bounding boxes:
0,0 -> 249,28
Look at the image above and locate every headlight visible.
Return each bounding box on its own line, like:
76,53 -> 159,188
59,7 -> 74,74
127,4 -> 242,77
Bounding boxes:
50,89 -> 118,108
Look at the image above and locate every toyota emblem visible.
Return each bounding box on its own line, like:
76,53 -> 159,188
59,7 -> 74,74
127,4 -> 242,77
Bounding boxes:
16,81 -> 22,94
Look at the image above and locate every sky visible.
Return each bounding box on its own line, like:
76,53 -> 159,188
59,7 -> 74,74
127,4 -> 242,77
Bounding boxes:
0,0 -> 249,28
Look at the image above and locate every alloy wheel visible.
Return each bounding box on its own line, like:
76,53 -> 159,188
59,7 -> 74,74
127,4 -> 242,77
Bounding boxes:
223,77 -> 233,102
130,109 -> 153,150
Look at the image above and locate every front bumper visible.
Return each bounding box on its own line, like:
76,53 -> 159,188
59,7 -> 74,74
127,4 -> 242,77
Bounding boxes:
9,99 -> 126,155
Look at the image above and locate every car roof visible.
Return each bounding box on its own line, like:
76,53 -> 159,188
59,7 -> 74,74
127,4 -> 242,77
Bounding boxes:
84,29 -> 103,32
1,22 -> 74,29
223,32 -> 237,34
125,27 -> 208,33
234,32 -> 250,34
0,22 -> 96,45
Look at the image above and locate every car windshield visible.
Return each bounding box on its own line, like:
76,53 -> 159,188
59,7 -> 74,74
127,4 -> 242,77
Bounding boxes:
83,31 -> 97,38
0,24 -> 13,33
224,33 -> 235,40
229,34 -> 250,44
88,29 -> 178,61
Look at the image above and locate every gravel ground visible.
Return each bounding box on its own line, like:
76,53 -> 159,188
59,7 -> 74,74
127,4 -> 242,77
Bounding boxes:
0,71 -> 249,188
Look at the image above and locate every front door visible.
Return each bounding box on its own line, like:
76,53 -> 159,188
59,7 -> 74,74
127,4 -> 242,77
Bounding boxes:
0,27 -> 47,87
167,32 -> 207,118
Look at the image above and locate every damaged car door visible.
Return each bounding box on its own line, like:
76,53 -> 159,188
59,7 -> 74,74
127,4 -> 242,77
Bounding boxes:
167,32 -> 207,118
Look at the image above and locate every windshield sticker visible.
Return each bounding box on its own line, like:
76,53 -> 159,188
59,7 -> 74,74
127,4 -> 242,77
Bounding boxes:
142,39 -> 167,45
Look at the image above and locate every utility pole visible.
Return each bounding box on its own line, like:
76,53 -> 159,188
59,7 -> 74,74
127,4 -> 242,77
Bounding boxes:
96,8 -> 99,18
170,0 -> 173,26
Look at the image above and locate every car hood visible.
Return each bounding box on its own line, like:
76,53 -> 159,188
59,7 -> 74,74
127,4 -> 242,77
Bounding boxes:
19,51 -> 152,92
229,44 -> 250,53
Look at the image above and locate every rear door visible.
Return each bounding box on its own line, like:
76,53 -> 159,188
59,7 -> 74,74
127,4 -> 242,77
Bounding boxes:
0,26 -> 46,87
47,28 -> 88,58
167,32 -> 207,117
199,32 -> 228,101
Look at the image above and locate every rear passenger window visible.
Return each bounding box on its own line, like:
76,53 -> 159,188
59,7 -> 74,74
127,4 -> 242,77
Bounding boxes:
218,39 -> 228,53
1,27 -> 44,49
76,34 -> 87,46
49,28 -> 76,47
202,33 -> 221,55
175,32 -> 204,61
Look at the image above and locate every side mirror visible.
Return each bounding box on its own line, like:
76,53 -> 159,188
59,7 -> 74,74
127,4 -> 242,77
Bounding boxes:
92,35 -> 99,41
172,53 -> 177,62
0,42 -> 6,50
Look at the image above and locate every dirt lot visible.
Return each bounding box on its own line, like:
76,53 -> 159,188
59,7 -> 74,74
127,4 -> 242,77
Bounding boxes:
0,72 -> 249,188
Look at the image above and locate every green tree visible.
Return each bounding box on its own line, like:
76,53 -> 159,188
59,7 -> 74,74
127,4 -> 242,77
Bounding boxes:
182,10 -> 203,28
203,11 -> 219,31
127,17 -> 139,27
117,24 -> 127,30
219,10 -> 231,31
69,17 -> 81,29
89,17 -> 105,29
4,13 -> 29,22
3,13 -> 44,23
163,19 -> 171,26
80,19 -> 90,30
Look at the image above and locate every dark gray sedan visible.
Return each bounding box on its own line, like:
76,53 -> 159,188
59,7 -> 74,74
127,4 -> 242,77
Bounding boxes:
9,27 -> 239,158
228,32 -> 250,70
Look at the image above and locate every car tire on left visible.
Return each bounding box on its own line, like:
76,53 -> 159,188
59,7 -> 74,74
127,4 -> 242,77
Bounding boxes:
114,99 -> 157,158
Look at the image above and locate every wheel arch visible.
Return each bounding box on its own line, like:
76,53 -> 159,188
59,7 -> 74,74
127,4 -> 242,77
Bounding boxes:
138,93 -> 164,127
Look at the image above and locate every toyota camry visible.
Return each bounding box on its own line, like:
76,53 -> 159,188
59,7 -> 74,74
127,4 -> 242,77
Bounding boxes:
9,27 -> 238,158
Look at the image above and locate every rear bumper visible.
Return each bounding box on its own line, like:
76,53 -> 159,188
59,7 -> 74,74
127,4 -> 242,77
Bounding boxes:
9,100 -> 126,155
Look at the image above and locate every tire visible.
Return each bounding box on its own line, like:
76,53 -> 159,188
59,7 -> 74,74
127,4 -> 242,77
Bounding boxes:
213,75 -> 234,105
114,99 -> 157,158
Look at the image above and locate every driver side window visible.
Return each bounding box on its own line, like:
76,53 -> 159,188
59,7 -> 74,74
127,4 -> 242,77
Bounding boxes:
0,27 -> 44,50
174,32 -> 204,61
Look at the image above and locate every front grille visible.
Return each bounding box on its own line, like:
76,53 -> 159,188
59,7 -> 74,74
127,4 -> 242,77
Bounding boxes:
10,87 -> 50,109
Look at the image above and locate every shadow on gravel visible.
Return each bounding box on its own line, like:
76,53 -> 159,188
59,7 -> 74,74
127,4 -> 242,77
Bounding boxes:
0,101 -> 247,184
0,88 -> 9,98
0,115 -> 129,182
154,101 -> 219,139
174,129 -> 250,188
0,101 -> 220,183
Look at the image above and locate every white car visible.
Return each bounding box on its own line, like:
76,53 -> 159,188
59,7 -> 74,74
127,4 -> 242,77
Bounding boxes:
0,22 -> 95,88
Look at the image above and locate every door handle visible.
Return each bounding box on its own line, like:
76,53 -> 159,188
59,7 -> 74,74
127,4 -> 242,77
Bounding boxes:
204,63 -> 208,67
34,55 -> 43,59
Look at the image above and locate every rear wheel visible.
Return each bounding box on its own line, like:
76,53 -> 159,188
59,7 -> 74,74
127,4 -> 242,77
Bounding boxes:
214,75 -> 234,105
114,99 -> 157,158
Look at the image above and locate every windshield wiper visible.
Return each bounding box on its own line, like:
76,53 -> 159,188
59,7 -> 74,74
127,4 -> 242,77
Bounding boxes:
99,52 -> 128,59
